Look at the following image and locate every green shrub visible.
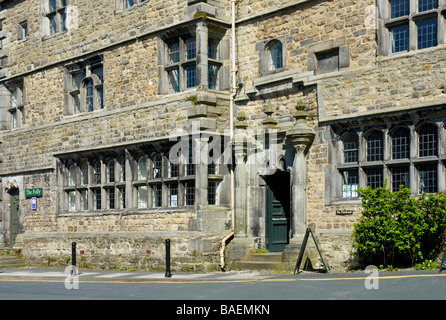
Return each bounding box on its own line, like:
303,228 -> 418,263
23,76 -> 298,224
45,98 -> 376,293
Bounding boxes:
352,185 -> 446,268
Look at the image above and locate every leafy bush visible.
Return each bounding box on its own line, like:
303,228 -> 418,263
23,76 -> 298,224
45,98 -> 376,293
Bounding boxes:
351,185 -> 446,268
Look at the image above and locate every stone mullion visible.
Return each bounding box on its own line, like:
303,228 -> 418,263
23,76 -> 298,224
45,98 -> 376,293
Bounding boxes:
196,21 -> 208,88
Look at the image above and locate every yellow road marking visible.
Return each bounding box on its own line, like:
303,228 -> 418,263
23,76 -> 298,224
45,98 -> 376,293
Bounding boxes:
0,272 -> 445,285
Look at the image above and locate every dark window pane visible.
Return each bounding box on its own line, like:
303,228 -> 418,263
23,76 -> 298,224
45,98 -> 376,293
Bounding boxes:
390,0 -> 409,18
366,168 -> 384,189
417,18 -> 438,49
366,130 -> 383,162
419,0 -> 438,12
418,123 -> 437,157
391,166 -> 410,191
391,127 -> 410,159
418,164 -> 437,193
390,24 -> 409,53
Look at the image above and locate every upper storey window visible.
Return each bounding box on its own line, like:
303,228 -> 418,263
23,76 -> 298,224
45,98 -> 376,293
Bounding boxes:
268,41 -> 283,71
44,0 -> 67,37
165,36 -> 197,92
8,81 -> 25,129
18,21 -> 29,41
382,0 -> 442,54
116,0 -> 148,11
65,57 -> 104,115
341,132 -> 358,164
159,24 -> 228,94
390,0 -> 409,18
258,38 -> 286,75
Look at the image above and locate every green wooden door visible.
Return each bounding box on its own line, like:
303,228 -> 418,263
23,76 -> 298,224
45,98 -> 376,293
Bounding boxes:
10,189 -> 20,247
266,172 -> 290,252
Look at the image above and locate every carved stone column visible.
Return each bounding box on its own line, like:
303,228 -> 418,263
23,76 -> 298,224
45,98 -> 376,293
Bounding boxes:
233,112 -> 248,237
286,103 -> 315,237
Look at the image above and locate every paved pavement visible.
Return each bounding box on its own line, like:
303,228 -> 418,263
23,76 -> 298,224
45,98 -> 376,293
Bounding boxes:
0,268 -> 287,282
1,267 -> 446,283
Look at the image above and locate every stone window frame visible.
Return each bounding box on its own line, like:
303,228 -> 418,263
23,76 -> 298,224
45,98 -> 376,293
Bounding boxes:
158,22 -> 229,94
132,151 -> 197,209
42,0 -> 68,38
6,80 -> 25,130
63,155 -> 127,212
207,180 -> 219,205
258,37 -> 286,76
333,120 -> 446,201
64,56 -> 104,116
268,40 -> 284,71
163,33 -> 198,93
17,21 -> 29,41
377,0 -> 446,55
58,140 -> 228,214
207,33 -> 224,91
307,38 -> 350,74
61,150 -> 198,212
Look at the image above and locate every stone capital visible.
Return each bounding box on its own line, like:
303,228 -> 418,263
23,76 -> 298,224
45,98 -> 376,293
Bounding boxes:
286,102 -> 315,150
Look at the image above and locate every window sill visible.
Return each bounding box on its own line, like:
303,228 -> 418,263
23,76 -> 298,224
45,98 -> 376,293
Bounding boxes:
379,42 -> 446,60
114,1 -> 148,15
208,174 -> 224,180
17,37 -> 29,44
337,163 -> 359,170
330,198 -> 361,205
252,68 -> 303,88
259,67 -> 285,78
386,159 -> 411,166
59,206 -> 196,217
412,156 -> 439,164
361,161 -> 384,168
42,30 -> 68,41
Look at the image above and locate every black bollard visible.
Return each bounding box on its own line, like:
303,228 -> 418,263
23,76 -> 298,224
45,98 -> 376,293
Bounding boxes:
165,239 -> 172,278
71,241 -> 77,275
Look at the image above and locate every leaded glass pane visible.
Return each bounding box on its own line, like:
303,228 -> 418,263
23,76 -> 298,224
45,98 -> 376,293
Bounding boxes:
366,130 -> 383,162
418,123 -> 437,157
391,127 -> 410,159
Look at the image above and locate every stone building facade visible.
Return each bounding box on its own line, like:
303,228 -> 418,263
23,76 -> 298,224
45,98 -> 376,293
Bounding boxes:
0,0 -> 445,272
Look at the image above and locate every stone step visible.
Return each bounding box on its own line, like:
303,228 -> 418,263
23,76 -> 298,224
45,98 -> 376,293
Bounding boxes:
0,257 -> 26,269
232,260 -> 287,271
232,252 -> 287,271
0,247 -> 26,269
246,252 -> 283,262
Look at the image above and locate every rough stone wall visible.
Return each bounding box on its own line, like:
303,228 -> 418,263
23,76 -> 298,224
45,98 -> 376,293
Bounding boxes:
19,231 -> 225,271
0,0 -> 234,271
1,0 -> 210,76
320,51 -> 446,120
235,0 -> 376,82
1,94 -> 194,173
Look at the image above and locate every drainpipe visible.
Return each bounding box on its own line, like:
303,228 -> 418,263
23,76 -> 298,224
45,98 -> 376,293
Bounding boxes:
220,0 -> 237,271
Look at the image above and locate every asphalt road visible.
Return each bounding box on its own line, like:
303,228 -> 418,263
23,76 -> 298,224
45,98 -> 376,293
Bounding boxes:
0,268 -> 445,302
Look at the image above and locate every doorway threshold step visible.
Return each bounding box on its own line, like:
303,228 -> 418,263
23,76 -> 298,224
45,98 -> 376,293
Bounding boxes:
232,260 -> 287,271
247,252 -> 284,262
